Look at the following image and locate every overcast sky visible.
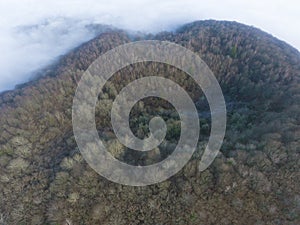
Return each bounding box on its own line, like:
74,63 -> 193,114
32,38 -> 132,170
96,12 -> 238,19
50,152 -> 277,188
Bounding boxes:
0,0 -> 299,91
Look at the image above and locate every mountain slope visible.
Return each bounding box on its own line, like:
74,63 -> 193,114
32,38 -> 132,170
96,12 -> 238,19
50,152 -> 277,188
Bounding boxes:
0,20 -> 299,224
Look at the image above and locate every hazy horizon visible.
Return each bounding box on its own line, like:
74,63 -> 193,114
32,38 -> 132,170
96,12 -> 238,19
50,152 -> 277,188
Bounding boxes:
0,0 -> 299,92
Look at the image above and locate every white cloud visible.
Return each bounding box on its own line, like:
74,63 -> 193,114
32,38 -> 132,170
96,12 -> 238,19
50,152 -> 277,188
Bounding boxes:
0,0 -> 299,91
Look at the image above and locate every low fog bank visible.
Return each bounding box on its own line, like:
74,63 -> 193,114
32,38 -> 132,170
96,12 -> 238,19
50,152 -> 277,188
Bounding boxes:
0,0 -> 299,92
0,17 -> 117,91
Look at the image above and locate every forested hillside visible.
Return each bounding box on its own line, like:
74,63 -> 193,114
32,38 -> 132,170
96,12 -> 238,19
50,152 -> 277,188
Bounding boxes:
0,20 -> 299,224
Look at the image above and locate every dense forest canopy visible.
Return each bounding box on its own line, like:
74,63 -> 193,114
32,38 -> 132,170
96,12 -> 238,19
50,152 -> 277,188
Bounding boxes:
0,20 -> 299,224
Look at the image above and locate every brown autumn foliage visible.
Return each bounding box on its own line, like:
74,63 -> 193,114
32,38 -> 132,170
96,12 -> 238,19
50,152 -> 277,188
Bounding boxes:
0,20 -> 299,224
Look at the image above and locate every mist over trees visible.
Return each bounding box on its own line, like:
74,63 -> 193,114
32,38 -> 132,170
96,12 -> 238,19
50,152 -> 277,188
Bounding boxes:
0,21 -> 299,224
